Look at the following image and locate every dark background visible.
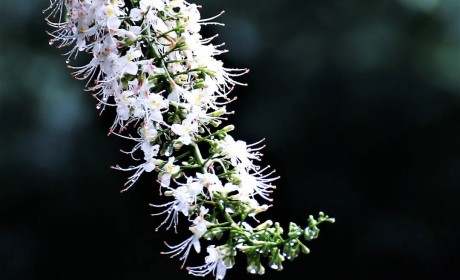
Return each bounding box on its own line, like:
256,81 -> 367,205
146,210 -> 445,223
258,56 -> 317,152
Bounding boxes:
1,0 -> 460,279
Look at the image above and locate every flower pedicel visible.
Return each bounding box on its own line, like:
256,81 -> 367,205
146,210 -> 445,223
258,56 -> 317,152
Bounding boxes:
44,1 -> 334,279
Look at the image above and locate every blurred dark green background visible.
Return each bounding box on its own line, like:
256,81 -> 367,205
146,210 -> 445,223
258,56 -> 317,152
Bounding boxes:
1,0 -> 460,279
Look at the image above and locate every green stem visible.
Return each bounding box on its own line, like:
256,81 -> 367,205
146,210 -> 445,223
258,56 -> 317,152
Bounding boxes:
156,28 -> 181,39
191,143 -> 206,173
174,150 -> 191,162
171,67 -> 204,77
217,200 -> 238,228
196,127 -> 228,143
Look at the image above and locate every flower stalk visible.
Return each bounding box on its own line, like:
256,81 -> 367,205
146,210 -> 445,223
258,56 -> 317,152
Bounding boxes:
44,0 -> 334,279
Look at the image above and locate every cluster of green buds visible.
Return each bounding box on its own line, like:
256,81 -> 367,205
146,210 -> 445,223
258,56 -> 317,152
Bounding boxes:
44,0 -> 334,279
236,212 -> 335,275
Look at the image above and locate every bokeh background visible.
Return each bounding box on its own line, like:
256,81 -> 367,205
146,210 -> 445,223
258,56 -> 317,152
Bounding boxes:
1,0 -> 460,279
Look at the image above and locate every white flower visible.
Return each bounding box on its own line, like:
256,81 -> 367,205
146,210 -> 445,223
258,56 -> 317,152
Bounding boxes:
150,175 -> 205,232
139,123 -> 157,141
114,47 -> 142,77
184,89 -> 214,107
231,165 -> 277,201
145,92 -> 168,123
184,105 -> 215,125
189,207 -> 209,239
171,119 -> 199,145
159,157 -> 180,187
141,142 -> 160,172
217,135 -> 263,169
95,2 -> 125,26
187,245 -> 229,280
116,90 -> 135,121
112,143 -> 160,192
161,206 -> 209,268
150,185 -> 190,232
184,176 -> 204,202
197,173 -> 222,192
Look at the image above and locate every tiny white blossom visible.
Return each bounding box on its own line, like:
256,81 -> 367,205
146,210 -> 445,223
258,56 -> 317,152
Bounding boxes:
116,90 -> 135,121
114,47 -> 142,77
231,165 -> 278,201
161,206 -> 209,268
197,172 -> 222,192
187,245 -> 229,280
150,186 -> 190,232
159,157 -> 180,187
171,119 -> 199,145
112,143 -> 160,192
217,135 -> 263,169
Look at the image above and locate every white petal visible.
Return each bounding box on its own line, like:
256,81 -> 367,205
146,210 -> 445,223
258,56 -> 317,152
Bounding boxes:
130,8 -> 143,21
107,16 -> 121,30
167,91 -> 179,102
160,173 -> 172,187
192,237 -> 201,253
144,162 -> 155,172
216,261 -> 227,280
124,61 -> 138,75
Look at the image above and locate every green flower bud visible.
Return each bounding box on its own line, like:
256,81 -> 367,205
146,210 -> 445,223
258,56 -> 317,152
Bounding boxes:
222,125 -> 235,132
299,243 -> 310,254
247,264 -> 258,274
288,222 -> 302,238
246,252 -> 262,274
209,109 -> 226,117
257,264 -> 266,275
210,120 -> 222,127
254,220 -> 273,231
283,241 -> 300,260
268,248 -> 284,271
274,222 -> 284,234
304,226 -> 319,241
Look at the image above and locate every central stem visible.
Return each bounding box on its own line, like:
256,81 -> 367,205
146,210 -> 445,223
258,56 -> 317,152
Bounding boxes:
192,142 -> 206,173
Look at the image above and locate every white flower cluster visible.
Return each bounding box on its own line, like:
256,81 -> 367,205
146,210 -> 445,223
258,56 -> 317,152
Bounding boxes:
45,1 -> 283,279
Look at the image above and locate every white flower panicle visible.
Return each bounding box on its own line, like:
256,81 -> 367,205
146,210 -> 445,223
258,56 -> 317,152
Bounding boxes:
45,1 -> 334,279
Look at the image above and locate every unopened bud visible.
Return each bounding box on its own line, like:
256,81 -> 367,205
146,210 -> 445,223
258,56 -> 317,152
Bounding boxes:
222,125 -> 234,132
210,109 -> 226,117
300,243 -> 310,254
254,220 -> 273,231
